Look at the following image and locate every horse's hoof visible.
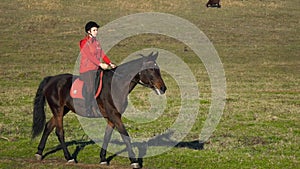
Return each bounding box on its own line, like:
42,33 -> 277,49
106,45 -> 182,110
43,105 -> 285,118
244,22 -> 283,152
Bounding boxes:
35,154 -> 42,161
67,159 -> 75,163
131,162 -> 140,169
100,161 -> 108,165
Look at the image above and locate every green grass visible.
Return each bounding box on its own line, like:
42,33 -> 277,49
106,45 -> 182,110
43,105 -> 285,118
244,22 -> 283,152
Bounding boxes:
1,0 -> 299,168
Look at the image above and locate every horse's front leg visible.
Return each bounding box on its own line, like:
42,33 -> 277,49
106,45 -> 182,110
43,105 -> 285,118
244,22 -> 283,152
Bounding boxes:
115,120 -> 139,168
100,120 -> 115,164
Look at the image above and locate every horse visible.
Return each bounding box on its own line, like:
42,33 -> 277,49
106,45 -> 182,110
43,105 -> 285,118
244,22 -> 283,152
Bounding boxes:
31,52 -> 167,168
206,0 -> 221,8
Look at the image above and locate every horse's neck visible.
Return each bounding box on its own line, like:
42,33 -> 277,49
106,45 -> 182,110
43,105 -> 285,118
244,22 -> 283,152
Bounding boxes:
107,58 -> 143,111
128,75 -> 139,94
110,58 -> 143,94
106,70 -> 139,114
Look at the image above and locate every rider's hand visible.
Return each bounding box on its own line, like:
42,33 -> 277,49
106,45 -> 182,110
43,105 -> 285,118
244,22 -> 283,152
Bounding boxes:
109,63 -> 117,68
99,63 -> 109,70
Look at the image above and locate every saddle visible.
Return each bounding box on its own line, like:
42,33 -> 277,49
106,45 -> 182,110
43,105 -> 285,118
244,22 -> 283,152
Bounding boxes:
70,71 -> 104,99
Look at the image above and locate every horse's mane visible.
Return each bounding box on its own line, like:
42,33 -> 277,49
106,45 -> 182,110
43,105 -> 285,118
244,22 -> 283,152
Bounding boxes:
113,52 -> 157,77
116,57 -> 144,75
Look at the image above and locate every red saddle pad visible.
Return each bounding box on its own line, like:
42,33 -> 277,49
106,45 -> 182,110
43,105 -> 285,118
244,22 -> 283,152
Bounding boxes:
70,71 -> 103,99
70,78 -> 85,99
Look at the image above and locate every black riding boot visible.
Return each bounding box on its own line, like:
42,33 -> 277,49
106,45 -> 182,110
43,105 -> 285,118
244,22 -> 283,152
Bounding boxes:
85,93 -> 93,117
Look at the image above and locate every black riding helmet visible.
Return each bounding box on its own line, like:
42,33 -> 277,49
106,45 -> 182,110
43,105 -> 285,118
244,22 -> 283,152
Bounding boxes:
85,21 -> 100,33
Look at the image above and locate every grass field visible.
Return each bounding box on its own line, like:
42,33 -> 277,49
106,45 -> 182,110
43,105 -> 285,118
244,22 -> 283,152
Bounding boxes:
0,0 -> 299,168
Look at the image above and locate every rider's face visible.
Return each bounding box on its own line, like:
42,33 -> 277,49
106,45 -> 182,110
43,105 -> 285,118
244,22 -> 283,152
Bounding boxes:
89,27 -> 98,37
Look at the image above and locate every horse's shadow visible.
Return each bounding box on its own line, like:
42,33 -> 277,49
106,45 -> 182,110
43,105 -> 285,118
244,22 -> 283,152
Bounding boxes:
42,131 -> 204,167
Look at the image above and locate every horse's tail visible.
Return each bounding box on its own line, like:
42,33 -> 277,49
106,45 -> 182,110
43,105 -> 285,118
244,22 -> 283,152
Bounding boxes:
32,76 -> 52,139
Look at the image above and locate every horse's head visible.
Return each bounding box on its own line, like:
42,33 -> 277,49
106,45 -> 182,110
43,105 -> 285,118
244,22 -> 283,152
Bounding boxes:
138,52 -> 167,95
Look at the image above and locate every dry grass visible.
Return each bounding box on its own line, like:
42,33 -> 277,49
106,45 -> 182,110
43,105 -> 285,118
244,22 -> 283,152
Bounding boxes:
222,0 -> 285,9
0,0 -> 299,168
101,0 -> 185,12
17,0 -> 63,10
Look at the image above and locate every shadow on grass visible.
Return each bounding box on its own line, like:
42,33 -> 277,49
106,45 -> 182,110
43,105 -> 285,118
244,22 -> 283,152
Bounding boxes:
42,139 -> 95,162
43,131 -> 204,168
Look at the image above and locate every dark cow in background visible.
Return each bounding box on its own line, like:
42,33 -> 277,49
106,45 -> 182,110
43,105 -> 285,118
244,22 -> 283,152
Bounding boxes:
206,0 -> 221,8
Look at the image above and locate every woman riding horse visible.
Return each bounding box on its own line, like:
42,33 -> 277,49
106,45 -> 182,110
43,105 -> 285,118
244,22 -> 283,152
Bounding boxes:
79,21 -> 116,116
32,52 -> 166,169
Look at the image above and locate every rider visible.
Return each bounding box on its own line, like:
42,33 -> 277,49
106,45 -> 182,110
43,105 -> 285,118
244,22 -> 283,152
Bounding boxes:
79,21 -> 116,116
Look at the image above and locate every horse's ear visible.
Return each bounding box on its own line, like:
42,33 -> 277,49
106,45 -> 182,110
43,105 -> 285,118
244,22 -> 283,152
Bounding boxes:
147,52 -> 154,58
138,53 -> 146,58
150,51 -> 158,61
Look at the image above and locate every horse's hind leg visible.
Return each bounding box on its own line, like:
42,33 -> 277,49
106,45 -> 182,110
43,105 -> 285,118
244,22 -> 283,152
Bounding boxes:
35,117 -> 56,160
48,97 -> 73,162
55,111 -> 73,162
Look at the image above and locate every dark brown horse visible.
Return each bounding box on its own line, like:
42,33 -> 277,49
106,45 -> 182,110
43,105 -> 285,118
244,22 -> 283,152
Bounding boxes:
32,52 -> 166,168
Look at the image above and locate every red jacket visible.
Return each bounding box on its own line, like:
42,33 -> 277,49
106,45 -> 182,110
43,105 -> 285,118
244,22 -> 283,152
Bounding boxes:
79,36 -> 111,73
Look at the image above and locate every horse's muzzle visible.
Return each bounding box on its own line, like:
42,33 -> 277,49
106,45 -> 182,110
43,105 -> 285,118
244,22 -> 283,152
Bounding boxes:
155,86 -> 167,95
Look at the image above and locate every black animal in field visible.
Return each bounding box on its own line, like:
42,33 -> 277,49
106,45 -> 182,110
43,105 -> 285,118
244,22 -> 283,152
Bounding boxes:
206,0 -> 221,8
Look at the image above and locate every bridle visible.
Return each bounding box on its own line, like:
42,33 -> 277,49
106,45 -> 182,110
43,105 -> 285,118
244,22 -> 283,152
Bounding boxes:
134,72 -> 154,88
